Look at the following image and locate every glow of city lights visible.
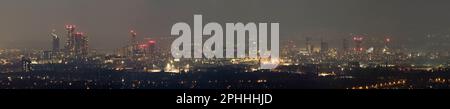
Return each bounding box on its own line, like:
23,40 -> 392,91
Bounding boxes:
65,25 -> 76,30
148,40 -> 156,44
139,44 -> 148,49
353,36 -> 363,41
130,30 -> 137,37
76,32 -> 84,36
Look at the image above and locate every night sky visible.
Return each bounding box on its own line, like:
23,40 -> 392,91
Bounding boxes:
1,0 -> 450,51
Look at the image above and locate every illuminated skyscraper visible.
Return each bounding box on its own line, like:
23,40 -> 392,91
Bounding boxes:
352,35 -> 364,52
384,37 -> 391,49
129,30 -> 139,56
51,29 -> 60,52
64,25 -> 88,58
73,32 -> 89,58
21,57 -> 32,72
65,24 -> 76,56
146,38 -> 157,55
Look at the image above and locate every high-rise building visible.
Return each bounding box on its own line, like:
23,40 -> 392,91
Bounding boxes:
384,37 -> 391,49
51,29 -> 60,52
343,38 -> 349,52
73,32 -> 89,58
65,24 -> 76,56
146,38 -> 157,55
306,37 -> 312,54
352,35 -> 364,52
320,39 -> 329,53
129,30 -> 139,57
21,57 -> 32,72
64,25 -> 88,58
282,40 -> 298,59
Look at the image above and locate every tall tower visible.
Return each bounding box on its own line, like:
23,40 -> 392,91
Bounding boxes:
352,35 -> 364,52
383,37 -> 392,67
343,38 -> 349,52
65,24 -> 76,56
74,32 -> 89,58
64,25 -> 88,59
384,37 -> 391,49
306,37 -> 312,54
21,57 -> 32,72
320,38 -> 329,53
382,37 -> 392,54
147,39 -> 157,54
130,30 -> 137,44
129,30 -> 138,56
51,29 -> 60,52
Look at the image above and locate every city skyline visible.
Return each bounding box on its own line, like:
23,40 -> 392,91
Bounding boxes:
1,1 -> 449,107
1,0 -> 450,51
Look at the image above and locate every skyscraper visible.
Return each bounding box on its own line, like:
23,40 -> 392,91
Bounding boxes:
64,25 -> 88,58
343,38 -> 349,52
320,39 -> 329,53
129,30 -> 138,57
146,38 -> 157,55
352,35 -> 364,52
384,37 -> 391,49
306,37 -> 312,54
51,29 -> 60,52
65,24 -> 76,56
21,57 -> 32,72
73,32 -> 89,58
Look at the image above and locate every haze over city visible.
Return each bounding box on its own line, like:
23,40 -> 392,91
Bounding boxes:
1,0 -> 450,52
